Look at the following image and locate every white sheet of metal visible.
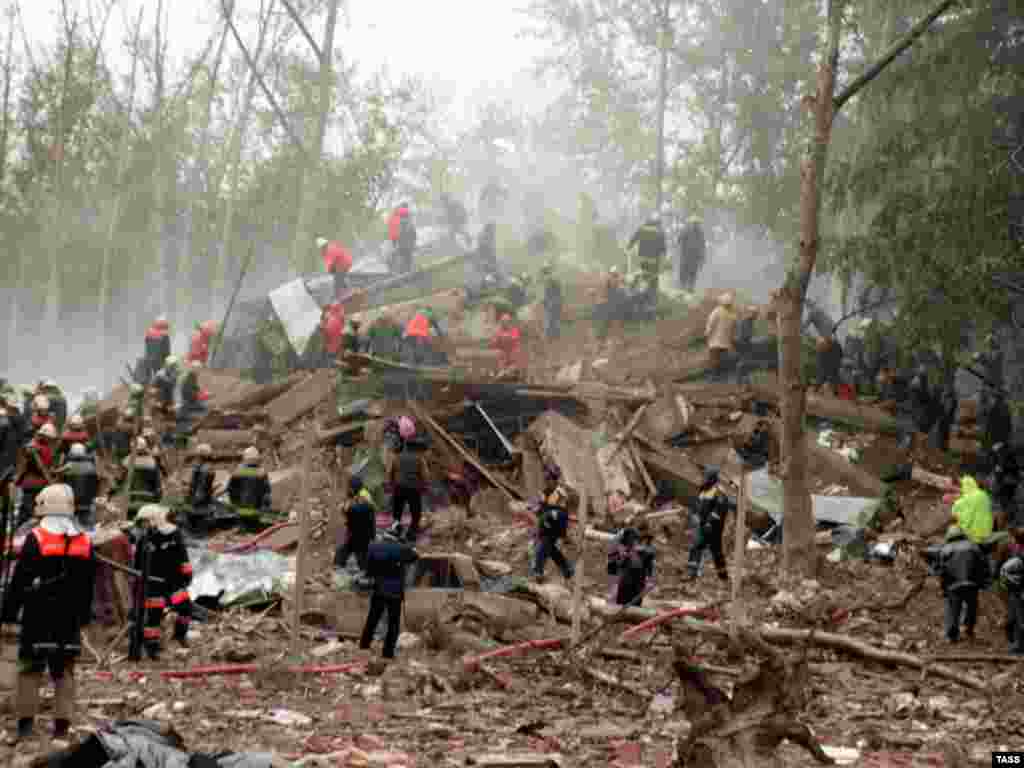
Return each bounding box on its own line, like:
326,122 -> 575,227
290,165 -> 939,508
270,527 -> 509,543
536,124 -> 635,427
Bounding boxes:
268,278 -> 321,357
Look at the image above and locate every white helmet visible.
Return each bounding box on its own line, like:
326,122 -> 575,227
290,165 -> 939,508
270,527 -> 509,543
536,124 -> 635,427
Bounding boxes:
69,443 -> 87,459
136,504 -> 175,533
43,378 -> 58,390
69,414 -> 84,429
609,266 -> 619,274
35,484 -> 75,517
135,437 -> 150,453
197,443 -> 212,457
33,395 -> 50,412
316,237 -> 329,249
38,423 -> 58,439
242,446 -> 260,463
164,355 -> 180,369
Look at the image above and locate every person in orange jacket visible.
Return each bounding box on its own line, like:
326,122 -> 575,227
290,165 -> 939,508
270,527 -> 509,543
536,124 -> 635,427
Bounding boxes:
317,237 -> 353,300
319,302 -> 346,368
186,320 -> 218,366
403,307 -> 443,367
492,314 -> 524,373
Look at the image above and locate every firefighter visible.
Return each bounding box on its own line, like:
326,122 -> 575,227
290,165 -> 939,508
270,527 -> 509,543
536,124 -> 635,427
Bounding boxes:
359,523 -> 419,660
60,414 -> 91,460
316,237 -> 354,300
607,527 -> 656,606
933,526 -> 988,642
37,380 -> 68,433
403,307 -> 444,367
686,467 -> 732,582
227,446 -> 272,523
61,443 -> 99,528
491,313 -> 524,374
626,216 -> 667,318
16,423 -> 59,527
186,443 -> 217,532
152,356 -> 180,415
540,262 -> 563,341
29,395 -> 54,432
123,437 -> 163,520
388,203 -> 417,274
704,292 -> 738,382
180,360 -> 210,414
2,484 -> 96,746
531,472 -> 574,581
186,320 -> 219,366
142,316 -> 171,385
335,476 -> 377,571
319,302 -> 346,369
133,505 -> 194,658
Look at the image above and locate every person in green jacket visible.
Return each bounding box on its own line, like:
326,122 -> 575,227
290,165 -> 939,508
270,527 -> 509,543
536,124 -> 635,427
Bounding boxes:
951,476 -> 994,544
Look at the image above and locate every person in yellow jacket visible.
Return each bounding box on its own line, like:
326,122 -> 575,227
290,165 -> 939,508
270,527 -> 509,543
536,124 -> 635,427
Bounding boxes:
704,292 -> 739,382
951,476 -> 994,544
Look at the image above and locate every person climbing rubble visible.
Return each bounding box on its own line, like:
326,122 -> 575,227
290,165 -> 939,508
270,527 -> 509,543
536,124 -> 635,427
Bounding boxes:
704,292 -> 738,383
227,446 -> 273,524
122,437 -> 163,521
2,484 -> 96,747
686,466 -> 732,582
335,476 -> 376,572
133,505 -> 194,658
403,306 -> 445,367
186,320 -> 219,366
932,526 -> 988,643
359,522 -> 419,660
491,313 -> 524,375
317,237 -> 353,300
16,423 -> 59,527
626,215 -> 666,319
1001,528 -> 1024,655
388,434 -> 429,542
142,316 -> 171,385
950,475 -> 994,545
531,470 -> 574,582
607,526 -> 656,607
60,443 -> 99,528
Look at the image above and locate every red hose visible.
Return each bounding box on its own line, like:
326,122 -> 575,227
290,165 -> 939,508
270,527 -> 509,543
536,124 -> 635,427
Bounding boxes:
159,661 -> 364,680
619,606 -> 718,640
463,637 -> 566,670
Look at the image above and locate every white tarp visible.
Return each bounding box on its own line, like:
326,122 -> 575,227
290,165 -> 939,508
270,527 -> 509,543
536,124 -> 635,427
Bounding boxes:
749,469 -> 879,527
268,278 -> 322,357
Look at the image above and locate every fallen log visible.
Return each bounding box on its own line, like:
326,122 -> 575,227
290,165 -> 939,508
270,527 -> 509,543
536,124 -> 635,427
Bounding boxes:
217,372 -> 305,412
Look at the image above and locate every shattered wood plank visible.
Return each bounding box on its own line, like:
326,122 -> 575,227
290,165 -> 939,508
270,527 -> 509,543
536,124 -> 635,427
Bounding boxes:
265,369 -> 336,427
627,439 -> 658,501
471,756 -> 562,768
607,403 -> 649,460
911,466 -> 955,491
802,432 -> 885,497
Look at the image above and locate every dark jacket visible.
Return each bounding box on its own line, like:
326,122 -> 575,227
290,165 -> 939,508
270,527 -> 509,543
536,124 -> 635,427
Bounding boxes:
939,535 -> 989,592
189,463 -> 216,507
4,521 -> 96,659
391,449 -> 426,490
0,409 -> 21,474
695,484 -> 731,531
543,278 -> 563,315
628,222 -> 667,273
181,372 -> 201,408
153,368 -> 177,407
366,538 -> 419,598
135,528 -> 192,602
608,543 -> 655,600
126,455 -> 162,503
537,487 -> 570,539
346,499 -> 376,537
144,332 -> 171,375
227,465 -> 272,510
63,457 -> 99,512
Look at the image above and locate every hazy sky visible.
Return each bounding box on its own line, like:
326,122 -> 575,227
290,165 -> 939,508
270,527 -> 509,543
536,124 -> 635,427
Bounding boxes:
12,0 -> 558,127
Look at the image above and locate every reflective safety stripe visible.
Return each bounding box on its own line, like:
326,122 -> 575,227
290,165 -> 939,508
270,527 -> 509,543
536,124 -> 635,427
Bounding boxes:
180,563 -> 193,576
33,529 -> 92,559
170,590 -> 189,606
143,628 -> 162,640
145,598 -> 167,609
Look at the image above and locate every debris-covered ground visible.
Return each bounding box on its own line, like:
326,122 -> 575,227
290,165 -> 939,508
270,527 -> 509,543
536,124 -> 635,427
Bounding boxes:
4,285 -> 1022,768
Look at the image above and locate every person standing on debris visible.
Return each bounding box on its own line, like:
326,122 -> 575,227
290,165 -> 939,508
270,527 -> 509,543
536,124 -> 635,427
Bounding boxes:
367,310 -> 403,361
60,414 -> 91,460
595,266 -> 626,342
317,237 -> 354,300
935,526 -> 988,643
0,404 -> 19,481
627,216 -> 666,319
336,476 -> 377,572
187,443 -> 217,532
1000,528 -> 1024,654
388,203 -> 418,274
227,446 -> 273,524
403,307 -> 444,367
991,443 -> 1020,526
152,356 -> 180,415
476,222 -> 498,274
531,473 -> 574,582
319,302 -> 346,369
133,505 -> 194,658
540,262 -> 563,341
389,438 -> 429,542
686,467 -> 732,582
981,387 -> 1012,461
16,423 -> 59,527
607,527 -> 656,606
676,219 -> 707,293
359,522 -> 419,660
705,292 -> 739,383
815,335 -> 844,395
38,380 -> 68,433
60,444 -> 99,528
179,360 -> 210,415
142,316 -> 171,385
2,484 -> 95,746
951,476 -> 993,545
492,313 -> 524,374
123,437 -> 163,520
186,320 -> 219,366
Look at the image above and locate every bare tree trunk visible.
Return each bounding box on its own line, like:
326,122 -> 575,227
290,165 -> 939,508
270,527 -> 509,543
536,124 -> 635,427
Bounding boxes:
149,0 -> 174,326
0,4 -> 15,186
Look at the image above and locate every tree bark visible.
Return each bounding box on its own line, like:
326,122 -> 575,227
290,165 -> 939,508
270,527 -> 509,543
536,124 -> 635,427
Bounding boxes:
0,5 -> 15,188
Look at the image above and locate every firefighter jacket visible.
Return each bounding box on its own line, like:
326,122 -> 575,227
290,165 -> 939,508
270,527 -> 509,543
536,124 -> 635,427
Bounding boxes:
628,222 -> 667,276
17,438 -> 55,490
227,464 -> 272,511
322,241 -> 353,274
124,455 -> 163,504
189,463 -> 216,507
63,456 -> 99,513
134,528 -> 193,607
186,327 -> 213,365
3,518 -> 96,659
321,304 -> 346,355
695,484 -> 731,532
144,326 -> 171,371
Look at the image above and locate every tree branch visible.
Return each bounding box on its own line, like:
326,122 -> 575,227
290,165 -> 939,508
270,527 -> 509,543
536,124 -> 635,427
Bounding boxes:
279,0 -> 322,61
221,0 -> 308,158
833,0 -> 957,112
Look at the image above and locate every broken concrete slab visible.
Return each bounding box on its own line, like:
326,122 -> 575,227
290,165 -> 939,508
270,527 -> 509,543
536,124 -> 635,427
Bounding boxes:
265,369 -> 336,427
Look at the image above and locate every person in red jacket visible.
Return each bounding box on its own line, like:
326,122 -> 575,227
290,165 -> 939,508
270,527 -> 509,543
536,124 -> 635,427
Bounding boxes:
319,302 -> 346,368
492,314 -> 524,374
317,237 -> 353,300
387,204 -> 416,274
185,320 -> 218,366
142,316 -> 171,385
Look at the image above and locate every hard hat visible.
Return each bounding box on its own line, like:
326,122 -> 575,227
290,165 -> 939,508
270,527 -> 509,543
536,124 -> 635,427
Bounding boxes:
69,443 -> 87,459
38,423 -> 58,439
68,414 -> 84,429
242,446 -> 261,463
398,416 -> 416,440
135,437 -> 149,452
42,378 -> 58,389
609,266 -> 619,274
197,443 -> 212,457
33,395 -> 50,412
316,237 -> 329,249
165,355 -> 180,368
35,484 -> 75,517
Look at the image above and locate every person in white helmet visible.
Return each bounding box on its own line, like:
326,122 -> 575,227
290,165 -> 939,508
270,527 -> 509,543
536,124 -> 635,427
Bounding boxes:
227,446 -> 272,524
152,356 -> 180,414
15,423 -> 60,526
60,413 -> 91,461
122,437 -> 163,520
187,443 -> 218,532
133,505 -> 193,658
142,315 -> 172,385
2,484 -> 96,746
60,443 -> 99,527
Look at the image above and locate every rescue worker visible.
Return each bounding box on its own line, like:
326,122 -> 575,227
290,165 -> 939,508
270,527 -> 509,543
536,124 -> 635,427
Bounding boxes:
734,305 -> 759,385
335,476 -> 376,572
152,356 -> 180,414
705,292 -> 739,382
30,394 -> 54,431
2,484 -> 95,746
476,222 -> 498,274
951,476 -> 994,545
61,443 -> 99,528
626,216 -> 666,318
676,219 -> 706,292
367,311 -> 404,361
316,237 -> 353,300
107,408 -> 136,465
186,320 -> 219,366
992,443 -> 1020,526
607,527 -> 656,607
319,302 -> 346,368
595,266 -> 626,342
142,316 -> 171,384
227,446 -> 273,523
531,473 -> 574,581
0,403 -> 19,480
1001,528 -> 1023,654
541,262 -> 563,341
60,414 -> 91,459
133,505 -> 194,658
815,335 -> 844,394
492,313 -> 524,374
2,394 -> 27,463
389,438 -> 429,542
935,526 -> 988,643
187,443 -> 217,532
504,273 -> 531,311
686,467 -> 732,582
123,437 -> 163,519
179,360 -> 209,414
403,307 -> 443,367
38,380 -> 68,433
981,387 -> 1013,459
16,423 -> 59,527
388,202 -> 417,274
343,319 -> 363,356
359,523 -> 419,660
